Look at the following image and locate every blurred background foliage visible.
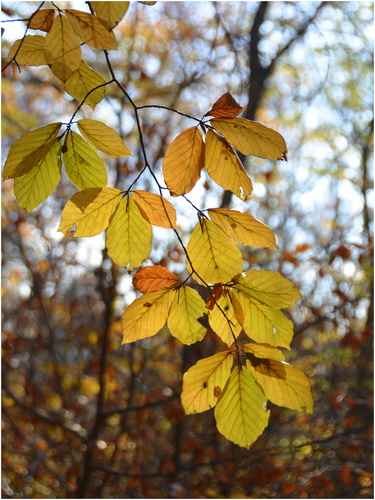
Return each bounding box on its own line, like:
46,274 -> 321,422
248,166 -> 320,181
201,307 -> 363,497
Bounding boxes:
1,1 -> 373,498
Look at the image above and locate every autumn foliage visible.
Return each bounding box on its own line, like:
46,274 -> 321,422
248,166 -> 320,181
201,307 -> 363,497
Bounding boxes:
2,1 -> 373,498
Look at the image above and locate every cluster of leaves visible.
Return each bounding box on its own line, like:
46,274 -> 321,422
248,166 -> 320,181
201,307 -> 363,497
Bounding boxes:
3,1 -> 313,449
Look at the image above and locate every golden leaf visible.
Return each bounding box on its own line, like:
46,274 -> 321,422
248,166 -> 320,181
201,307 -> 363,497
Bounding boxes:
133,190 -> 177,229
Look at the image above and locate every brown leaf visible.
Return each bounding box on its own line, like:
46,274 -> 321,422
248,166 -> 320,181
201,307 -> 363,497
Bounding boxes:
204,92 -> 243,119
206,284 -> 223,310
29,10 -> 55,32
133,265 -> 180,293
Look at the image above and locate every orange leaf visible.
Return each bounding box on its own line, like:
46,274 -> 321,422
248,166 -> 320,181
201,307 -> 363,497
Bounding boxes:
29,10 -> 55,32
295,243 -> 310,253
204,92 -> 243,119
133,265 -> 180,293
206,284 -> 223,310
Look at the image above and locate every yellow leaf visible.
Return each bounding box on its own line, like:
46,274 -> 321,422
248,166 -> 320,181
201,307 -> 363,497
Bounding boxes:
63,131 -> 107,190
246,358 -> 314,413
214,366 -> 270,449
106,196 -> 152,268
232,289 -> 295,348
243,343 -> 285,362
44,14 -> 82,82
211,117 -> 287,161
163,127 -> 204,196
132,266 -> 180,293
208,208 -> 277,248
181,351 -> 233,414
186,219 -> 243,285
167,286 -> 207,345
121,288 -> 175,343
63,60 -> 106,109
3,123 -> 62,179
205,130 -> 252,201
65,9 -> 117,50
208,290 -> 242,346
90,2 -> 130,29
204,92 -> 243,119
14,142 -> 62,212
6,35 -> 47,66
29,9 -> 55,32
133,190 -> 177,229
233,269 -> 301,309
78,119 -> 133,157
58,187 -> 121,237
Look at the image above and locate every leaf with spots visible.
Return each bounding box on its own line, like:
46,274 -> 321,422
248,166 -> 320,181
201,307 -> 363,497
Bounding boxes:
121,288 -> 175,343
181,351 -> 233,414
214,365 -> 270,449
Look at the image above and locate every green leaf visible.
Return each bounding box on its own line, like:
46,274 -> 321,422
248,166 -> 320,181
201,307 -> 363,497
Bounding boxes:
167,286 -> 207,345
186,219 -> 243,286
63,131 -> 107,190
106,196 -> 152,268
58,187 -> 121,237
65,9 -> 118,50
208,290 -> 242,346
214,366 -> 270,449
232,289 -> 295,348
233,269 -> 301,309
181,351 -> 233,414
44,14 -> 82,82
205,130 -> 252,201
121,288 -> 175,343
14,141 -> 62,212
208,208 -> 277,249
3,123 -> 62,180
63,61 -> 106,109
6,35 -> 47,66
211,118 -> 287,161
78,119 -> 133,157
246,358 -> 314,413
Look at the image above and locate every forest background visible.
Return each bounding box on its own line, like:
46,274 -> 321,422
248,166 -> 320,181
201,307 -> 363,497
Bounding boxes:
1,1 -> 373,498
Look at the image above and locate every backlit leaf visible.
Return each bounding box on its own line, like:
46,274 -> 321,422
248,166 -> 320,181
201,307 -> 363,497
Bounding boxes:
208,208 -> 277,248
214,366 -> 270,449
65,9 -> 117,50
133,266 -> 180,293
58,187 -> 121,237
233,269 -> 301,309
3,123 -> 62,180
133,190 -> 177,229
186,218 -> 243,285
14,142 -> 62,212
63,60 -> 106,109
168,286 -> 207,344
63,131 -> 107,190
163,127 -> 204,196
29,9 -> 55,32
243,343 -> 285,362
6,35 -> 47,66
246,358 -> 314,413
106,196 -> 152,268
44,14 -> 82,82
208,289 -> 242,346
90,1 -> 130,29
78,119 -> 133,157
211,117 -> 287,161
121,288 -> 175,343
205,130 -> 252,201
232,289 -> 295,348
204,92 -> 243,118
181,351 -> 233,414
